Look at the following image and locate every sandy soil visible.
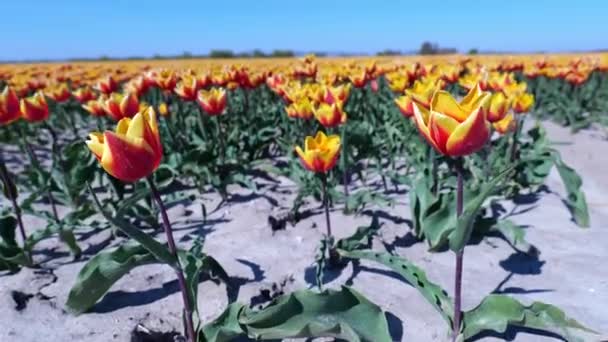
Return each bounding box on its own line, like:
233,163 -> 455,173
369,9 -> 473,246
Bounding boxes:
1,120 -> 607,342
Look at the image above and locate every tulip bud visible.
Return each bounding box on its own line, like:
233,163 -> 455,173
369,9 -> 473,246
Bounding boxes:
86,107 -> 162,182
0,86 -> 21,125
295,131 -> 341,173
197,88 -> 227,116
20,91 -> 49,122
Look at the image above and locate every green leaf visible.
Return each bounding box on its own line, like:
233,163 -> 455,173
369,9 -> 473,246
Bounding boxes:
551,150 -> 590,227
490,220 -> 538,255
199,303 -> 246,342
335,216 -> 381,252
66,243 -> 159,315
0,214 -> 28,270
24,222 -> 81,257
338,249 -> 454,326
88,183 -> 177,266
179,238 -> 231,329
240,286 -> 392,342
0,214 -> 18,246
449,166 -> 515,252
461,294 -> 597,341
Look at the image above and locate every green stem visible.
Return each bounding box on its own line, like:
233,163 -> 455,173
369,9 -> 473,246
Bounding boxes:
340,124 -> 349,199
0,151 -> 31,264
146,177 -> 196,342
452,158 -> 464,341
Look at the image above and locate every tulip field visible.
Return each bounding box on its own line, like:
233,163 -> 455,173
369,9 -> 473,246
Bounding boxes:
0,54 -> 607,342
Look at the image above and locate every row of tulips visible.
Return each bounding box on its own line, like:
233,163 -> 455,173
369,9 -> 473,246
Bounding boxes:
0,55 -> 600,341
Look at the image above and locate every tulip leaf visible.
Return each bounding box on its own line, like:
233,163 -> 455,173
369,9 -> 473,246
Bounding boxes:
66,243 -> 159,315
0,214 -> 28,271
338,249 -> 454,326
239,286 -> 392,342
449,166 -> 515,252
335,216 -> 381,252
489,219 -> 538,255
88,183 -> 177,266
550,150 -> 590,228
178,238 -> 231,329
461,294 -> 597,341
24,222 -> 81,257
199,303 -> 247,342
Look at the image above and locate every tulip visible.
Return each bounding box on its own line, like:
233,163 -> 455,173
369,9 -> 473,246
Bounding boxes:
83,98 -> 106,117
0,86 -> 21,125
73,87 -> 96,104
493,112 -> 516,134
482,92 -> 509,123
103,92 -> 140,121
286,97 -> 314,120
174,75 -> 199,101
86,107 -> 162,182
313,103 -> 347,128
20,91 -> 49,122
412,90 -> 490,157
96,75 -> 118,95
295,131 -> 341,173
405,80 -> 438,109
323,84 -> 351,105
386,73 -> 409,93
152,69 -> 178,91
348,69 -> 368,88
124,76 -> 150,97
46,83 -> 72,103
394,95 -> 415,118
512,93 -> 534,113
197,88 -> 227,116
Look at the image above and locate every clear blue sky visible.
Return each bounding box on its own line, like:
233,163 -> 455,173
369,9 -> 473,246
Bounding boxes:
2,0 -> 606,60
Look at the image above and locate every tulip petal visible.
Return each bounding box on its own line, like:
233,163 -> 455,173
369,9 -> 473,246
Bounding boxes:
431,91 -> 468,122
102,131 -> 156,182
445,108 -> 490,156
86,133 -> 105,159
413,103 -> 441,152
429,111 -> 459,154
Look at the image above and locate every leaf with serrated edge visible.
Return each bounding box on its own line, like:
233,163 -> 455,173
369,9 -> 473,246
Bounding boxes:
338,249 -> 454,326
461,294 -> 597,341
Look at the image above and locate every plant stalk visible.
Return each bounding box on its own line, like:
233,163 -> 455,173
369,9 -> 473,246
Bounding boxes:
340,124 -> 349,199
0,151 -> 31,264
320,173 -> 340,266
453,159 -> 464,342
146,177 -> 196,342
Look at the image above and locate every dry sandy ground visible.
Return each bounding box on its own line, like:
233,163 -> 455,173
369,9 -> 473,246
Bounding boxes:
1,120 -> 607,342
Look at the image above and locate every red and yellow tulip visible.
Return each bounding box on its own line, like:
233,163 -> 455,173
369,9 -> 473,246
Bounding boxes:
20,91 -> 49,122
295,131 -> 341,173
46,83 -> 72,103
313,103 -> 347,128
395,95 -> 415,118
493,112 -> 516,134
174,75 -> 199,101
413,89 -> 490,157
86,107 -> 162,182
482,92 -> 510,123
405,80 -> 438,109
197,88 -> 227,116
286,97 -> 314,120
512,93 -> 534,113
73,87 -> 96,104
103,92 -> 140,121
0,86 -> 21,125
96,75 -> 118,95
83,98 -> 107,117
